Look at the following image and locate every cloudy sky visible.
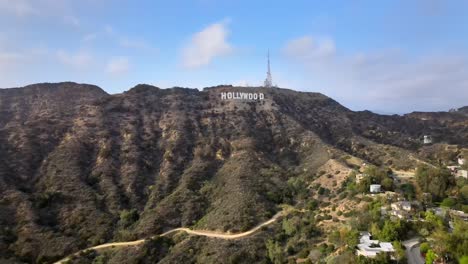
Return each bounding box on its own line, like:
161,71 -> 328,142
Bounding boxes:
1,0 -> 467,113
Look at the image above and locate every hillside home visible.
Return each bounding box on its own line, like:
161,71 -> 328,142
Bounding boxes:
356,173 -> 365,183
450,210 -> 468,221
389,201 -> 412,219
391,201 -> 412,211
428,207 -> 446,217
447,166 -> 467,178
457,170 -> 468,179
423,135 -> 432,144
370,184 -> 381,193
356,232 -> 394,258
458,156 -> 466,165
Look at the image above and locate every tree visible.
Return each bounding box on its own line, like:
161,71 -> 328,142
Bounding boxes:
370,222 -> 381,239
119,209 -> 139,227
381,178 -> 393,191
401,183 -> 416,200
345,229 -> 360,250
425,249 -> 436,264
363,166 -> 389,183
266,239 -> 284,264
459,256 -> 468,264
92,255 -> 108,264
357,176 -> 372,193
287,177 -> 307,198
282,217 -> 299,236
379,220 -> 399,241
306,199 -> 318,210
420,242 -> 430,254
328,227 -> 359,249
357,166 -> 393,193
460,185 -> 468,200
440,197 -> 457,208
393,241 -> 406,263
424,211 -> 444,230
415,165 -> 453,201
441,220 -> 468,261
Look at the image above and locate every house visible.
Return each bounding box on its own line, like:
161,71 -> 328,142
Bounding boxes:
457,170 -> 468,179
356,232 -> 395,258
390,210 -> 408,219
391,201 -> 412,211
429,207 -> 446,217
446,166 -> 466,178
423,135 -> 432,144
356,174 -> 365,183
370,184 -> 381,193
450,210 -> 468,221
389,201 -> 412,219
458,156 -> 466,166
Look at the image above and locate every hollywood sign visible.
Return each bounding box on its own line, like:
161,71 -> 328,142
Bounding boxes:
220,92 -> 265,100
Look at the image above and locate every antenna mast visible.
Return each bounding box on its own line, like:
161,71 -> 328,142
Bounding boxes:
264,50 -> 273,88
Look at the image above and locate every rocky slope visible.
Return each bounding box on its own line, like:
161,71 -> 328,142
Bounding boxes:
0,82 -> 466,263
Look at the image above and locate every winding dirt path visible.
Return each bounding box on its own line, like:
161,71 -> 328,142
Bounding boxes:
54,211 -> 283,264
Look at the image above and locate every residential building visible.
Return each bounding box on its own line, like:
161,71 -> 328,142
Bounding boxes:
458,156 -> 466,166
389,201 -> 412,219
391,201 -> 412,211
356,174 -> 365,183
429,207 -> 446,217
356,232 -> 395,258
457,170 -> 468,179
423,135 -> 432,144
370,184 -> 381,193
450,210 -> 468,221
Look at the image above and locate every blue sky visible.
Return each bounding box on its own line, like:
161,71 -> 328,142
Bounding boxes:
1,0 -> 468,113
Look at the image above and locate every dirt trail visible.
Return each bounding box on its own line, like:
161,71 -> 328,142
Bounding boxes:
54,211 -> 283,264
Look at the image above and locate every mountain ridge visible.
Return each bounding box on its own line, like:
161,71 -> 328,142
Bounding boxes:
0,82 -> 467,263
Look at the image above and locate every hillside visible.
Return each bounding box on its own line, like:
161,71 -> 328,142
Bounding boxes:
0,82 -> 466,264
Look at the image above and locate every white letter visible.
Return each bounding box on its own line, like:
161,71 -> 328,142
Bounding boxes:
253,93 -> 258,100
248,93 -> 253,100
227,92 -> 233,99
221,92 -> 227,100
259,93 -> 265,100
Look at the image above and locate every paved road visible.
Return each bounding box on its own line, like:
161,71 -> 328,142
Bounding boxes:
403,238 -> 425,264
54,211 -> 284,264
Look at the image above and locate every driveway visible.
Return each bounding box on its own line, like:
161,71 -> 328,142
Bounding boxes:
403,238 -> 425,264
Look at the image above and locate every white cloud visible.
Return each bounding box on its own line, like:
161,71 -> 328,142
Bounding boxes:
81,33 -> 98,43
104,25 -> 114,35
0,52 -> 23,70
284,36 -> 335,60
182,20 -> 233,69
0,0 -> 36,17
283,35 -> 468,113
64,15 -> 80,27
106,57 -> 130,75
0,0 -> 83,29
57,50 -> 93,69
120,38 -> 149,50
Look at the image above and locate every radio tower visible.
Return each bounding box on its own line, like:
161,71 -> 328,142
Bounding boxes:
264,50 -> 273,88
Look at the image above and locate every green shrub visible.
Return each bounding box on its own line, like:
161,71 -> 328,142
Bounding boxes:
420,242 -> 430,254
119,209 -> 139,227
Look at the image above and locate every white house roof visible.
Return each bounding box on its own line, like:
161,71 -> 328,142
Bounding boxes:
357,232 -> 395,257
